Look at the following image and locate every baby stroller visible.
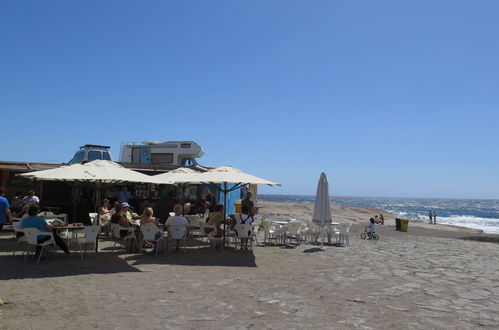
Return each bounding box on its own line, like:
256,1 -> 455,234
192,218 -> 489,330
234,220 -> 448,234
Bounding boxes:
360,225 -> 379,240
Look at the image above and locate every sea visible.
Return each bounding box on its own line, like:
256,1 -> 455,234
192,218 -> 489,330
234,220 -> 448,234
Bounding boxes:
259,195 -> 499,234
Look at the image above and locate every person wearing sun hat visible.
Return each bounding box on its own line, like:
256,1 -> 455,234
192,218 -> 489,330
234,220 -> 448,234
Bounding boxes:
120,202 -> 133,223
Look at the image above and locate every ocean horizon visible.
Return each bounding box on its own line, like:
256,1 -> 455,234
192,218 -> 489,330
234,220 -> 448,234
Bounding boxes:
258,194 -> 499,235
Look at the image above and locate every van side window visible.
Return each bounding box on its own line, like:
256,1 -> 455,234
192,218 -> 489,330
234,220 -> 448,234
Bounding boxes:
71,151 -> 85,163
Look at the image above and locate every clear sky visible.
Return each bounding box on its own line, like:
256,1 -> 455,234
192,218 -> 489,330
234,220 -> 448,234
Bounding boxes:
1,1 -> 498,199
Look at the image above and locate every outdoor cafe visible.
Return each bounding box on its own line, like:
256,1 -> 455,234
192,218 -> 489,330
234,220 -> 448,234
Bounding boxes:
4,162 -> 350,263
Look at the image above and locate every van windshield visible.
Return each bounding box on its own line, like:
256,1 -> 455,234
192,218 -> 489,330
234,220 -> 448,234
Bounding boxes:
88,151 -> 102,161
103,152 -> 111,160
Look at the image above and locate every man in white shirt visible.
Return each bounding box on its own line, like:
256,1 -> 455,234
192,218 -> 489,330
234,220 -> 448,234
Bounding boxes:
22,190 -> 40,205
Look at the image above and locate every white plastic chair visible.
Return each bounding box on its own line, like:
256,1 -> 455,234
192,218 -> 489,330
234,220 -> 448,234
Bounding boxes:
186,215 -> 201,237
261,220 -> 278,245
286,221 -> 306,245
23,228 -> 56,264
111,223 -> 137,253
234,223 -> 254,250
140,224 -> 164,256
38,211 -> 55,218
167,225 -> 187,253
251,220 -> 261,245
198,222 -> 216,249
89,213 -> 98,224
70,225 -> 100,260
12,222 -> 27,255
337,222 -> 352,245
310,222 -> 327,244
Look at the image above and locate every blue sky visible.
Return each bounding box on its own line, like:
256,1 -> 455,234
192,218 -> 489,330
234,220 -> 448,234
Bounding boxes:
1,1 -> 498,199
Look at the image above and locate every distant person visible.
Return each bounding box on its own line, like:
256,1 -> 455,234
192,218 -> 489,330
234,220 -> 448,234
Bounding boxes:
433,211 -> 437,224
428,211 -> 433,224
118,186 -> 132,203
242,191 -> 255,217
374,214 -> 384,225
0,187 -> 13,230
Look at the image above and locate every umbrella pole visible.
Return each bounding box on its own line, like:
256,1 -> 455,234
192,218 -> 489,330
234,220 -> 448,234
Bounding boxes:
222,182 -> 227,248
95,183 -> 101,254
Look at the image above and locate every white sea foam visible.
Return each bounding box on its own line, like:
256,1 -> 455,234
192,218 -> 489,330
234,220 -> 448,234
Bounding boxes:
433,215 -> 499,234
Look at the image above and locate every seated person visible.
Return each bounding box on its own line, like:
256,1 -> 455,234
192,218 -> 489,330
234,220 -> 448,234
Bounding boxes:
10,192 -> 24,216
22,190 -> 40,206
140,207 -> 159,226
140,207 -> 161,251
21,205 -> 70,256
206,204 -> 225,238
120,202 -> 134,223
111,204 -> 138,252
186,200 -> 200,215
234,205 -> 254,250
98,198 -> 113,236
99,199 -> 114,217
165,204 -> 189,252
128,205 -> 141,220
204,192 -> 215,213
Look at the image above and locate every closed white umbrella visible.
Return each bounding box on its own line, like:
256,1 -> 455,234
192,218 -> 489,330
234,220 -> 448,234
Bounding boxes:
312,172 -> 332,245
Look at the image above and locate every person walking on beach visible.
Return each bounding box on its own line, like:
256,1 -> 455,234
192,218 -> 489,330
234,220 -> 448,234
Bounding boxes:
433,211 -> 437,224
428,210 -> 433,224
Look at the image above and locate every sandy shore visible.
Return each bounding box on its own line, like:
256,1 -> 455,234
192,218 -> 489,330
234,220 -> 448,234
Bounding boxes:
1,201 -> 499,329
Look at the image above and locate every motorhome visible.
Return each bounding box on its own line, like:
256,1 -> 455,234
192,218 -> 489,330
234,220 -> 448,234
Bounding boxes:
119,141 -> 204,166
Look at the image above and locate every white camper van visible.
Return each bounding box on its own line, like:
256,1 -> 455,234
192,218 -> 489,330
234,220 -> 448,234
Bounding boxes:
119,141 -> 204,166
68,145 -> 112,164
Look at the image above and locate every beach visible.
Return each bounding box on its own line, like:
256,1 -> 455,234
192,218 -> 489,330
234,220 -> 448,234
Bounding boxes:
1,201 -> 499,329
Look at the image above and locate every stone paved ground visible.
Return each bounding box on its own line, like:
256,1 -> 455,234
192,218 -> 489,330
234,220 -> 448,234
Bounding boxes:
1,224 -> 499,330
